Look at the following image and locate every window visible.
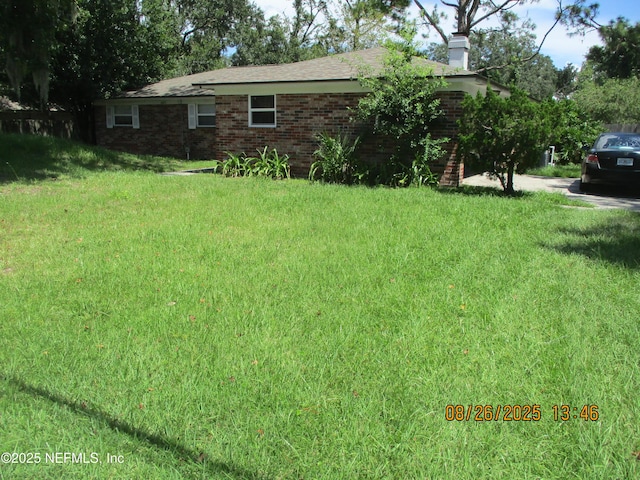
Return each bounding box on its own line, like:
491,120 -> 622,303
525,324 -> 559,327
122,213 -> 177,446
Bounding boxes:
249,95 -> 276,127
188,103 -> 216,129
106,105 -> 139,129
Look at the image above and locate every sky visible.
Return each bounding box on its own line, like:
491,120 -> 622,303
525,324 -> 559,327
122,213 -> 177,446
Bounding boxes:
252,0 -> 640,68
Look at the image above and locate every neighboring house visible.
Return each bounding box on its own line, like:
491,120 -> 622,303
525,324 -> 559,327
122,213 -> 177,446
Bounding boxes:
94,38 -> 505,185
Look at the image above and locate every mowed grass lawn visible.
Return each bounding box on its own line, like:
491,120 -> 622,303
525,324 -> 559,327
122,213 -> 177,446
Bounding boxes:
1,134 -> 640,479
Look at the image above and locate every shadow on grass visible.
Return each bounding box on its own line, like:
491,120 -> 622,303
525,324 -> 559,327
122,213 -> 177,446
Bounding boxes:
0,133 -> 182,184
544,213 -> 640,269
3,374 -> 270,480
436,184 -> 533,198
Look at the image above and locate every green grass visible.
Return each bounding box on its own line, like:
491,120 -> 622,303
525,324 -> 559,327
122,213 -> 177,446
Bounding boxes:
1,134 -> 640,479
526,163 -> 582,178
0,133 -> 213,182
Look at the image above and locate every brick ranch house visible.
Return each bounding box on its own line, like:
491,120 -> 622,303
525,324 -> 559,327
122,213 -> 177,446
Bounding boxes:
94,38 -> 506,186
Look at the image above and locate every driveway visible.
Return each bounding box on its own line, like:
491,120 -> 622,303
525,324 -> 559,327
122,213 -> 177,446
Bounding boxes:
462,174 -> 640,212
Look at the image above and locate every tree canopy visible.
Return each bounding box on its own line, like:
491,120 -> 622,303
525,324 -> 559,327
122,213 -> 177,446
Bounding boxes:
0,0 -> 76,107
585,18 -> 640,81
425,12 -> 561,99
571,17 -> 640,124
458,87 -> 555,194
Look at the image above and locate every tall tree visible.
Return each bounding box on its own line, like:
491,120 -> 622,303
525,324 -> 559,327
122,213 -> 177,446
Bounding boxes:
414,0 -> 593,79
413,0 -> 543,43
571,17 -> 640,124
327,0 -> 407,51
230,9 -> 292,66
172,0 -> 255,73
232,0 -> 333,66
585,18 -> 640,80
232,0 -> 411,66
50,0 -> 181,140
0,0 -> 76,108
458,87 -> 554,194
555,63 -> 578,98
425,12 -> 560,98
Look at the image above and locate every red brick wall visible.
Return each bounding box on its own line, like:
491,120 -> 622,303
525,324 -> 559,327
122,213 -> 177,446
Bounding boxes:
432,91 -> 467,186
94,104 -> 217,160
215,93 -> 365,176
95,91 -> 466,185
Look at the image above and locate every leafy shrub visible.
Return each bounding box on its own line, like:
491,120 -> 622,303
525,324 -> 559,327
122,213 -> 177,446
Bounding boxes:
309,132 -> 365,184
459,87 -> 555,195
213,148 -> 290,179
250,146 -> 291,180
212,152 -> 248,177
310,131 -> 443,187
356,44 -> 449,168
376,147 -> 442,188
546,99 -> 603,165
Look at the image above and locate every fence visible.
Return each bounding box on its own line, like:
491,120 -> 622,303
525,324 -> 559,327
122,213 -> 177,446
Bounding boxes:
0,110 -> 78,139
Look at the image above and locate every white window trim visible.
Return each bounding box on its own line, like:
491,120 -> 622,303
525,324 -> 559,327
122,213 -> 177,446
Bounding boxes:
249,95 -> 276,128
188,103 -> 216,129
106,105 -> 139,129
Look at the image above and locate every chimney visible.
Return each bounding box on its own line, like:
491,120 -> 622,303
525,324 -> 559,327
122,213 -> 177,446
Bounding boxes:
448,33 -> 470,70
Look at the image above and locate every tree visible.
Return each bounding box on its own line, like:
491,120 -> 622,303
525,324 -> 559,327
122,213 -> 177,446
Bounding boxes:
585,18 -> 640,80
414,0 -> 564,46
425,12 -> 560,99
414,0 -> 594,90
230,9 -> 292,66
356,41 -> 449,184
173,0 -> 256,73
559,0 -> 601,34
0,0 -> 76,108
231,0 -> 332,66
572,74 -> 640,124
326,0 -> 407,51
49,0 -> 181,141
547,98 -> 603,164
555,63 -> 579,98
569,18 -> 640,124
458,87 -> 554,195
231,0 -> 412,66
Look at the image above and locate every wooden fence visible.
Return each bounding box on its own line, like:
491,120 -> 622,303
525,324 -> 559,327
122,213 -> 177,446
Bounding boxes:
0,110 -> 78,139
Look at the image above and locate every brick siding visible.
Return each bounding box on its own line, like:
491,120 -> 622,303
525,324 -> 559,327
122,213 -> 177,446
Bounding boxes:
94,104 -> 217,160
95,91 -> 466,185
431,91 -> 467,186
215,93 -> 366,176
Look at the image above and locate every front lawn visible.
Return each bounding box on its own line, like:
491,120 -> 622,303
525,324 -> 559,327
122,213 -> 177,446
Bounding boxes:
1,135 -> 639,479
526,163 -> 582,178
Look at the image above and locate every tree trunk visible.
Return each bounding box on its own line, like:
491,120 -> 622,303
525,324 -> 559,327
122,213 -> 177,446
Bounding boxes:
505,161 -> 516,195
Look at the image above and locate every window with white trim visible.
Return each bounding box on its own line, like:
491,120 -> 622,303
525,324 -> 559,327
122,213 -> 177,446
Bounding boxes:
188,103 -> 216,129
249,95 -> 276,127
106,105 -> 139,129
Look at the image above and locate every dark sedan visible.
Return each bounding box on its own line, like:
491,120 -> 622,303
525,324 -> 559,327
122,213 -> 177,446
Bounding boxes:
581,132 -> 640,191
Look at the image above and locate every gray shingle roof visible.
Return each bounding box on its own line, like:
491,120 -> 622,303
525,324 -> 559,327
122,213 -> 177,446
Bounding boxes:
115,47 -> 473,99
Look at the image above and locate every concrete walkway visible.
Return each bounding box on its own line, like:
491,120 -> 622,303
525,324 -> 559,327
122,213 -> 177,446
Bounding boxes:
462,173 -> 640,212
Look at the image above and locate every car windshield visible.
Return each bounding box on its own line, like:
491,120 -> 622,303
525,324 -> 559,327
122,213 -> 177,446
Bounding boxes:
595,134 -> 640,150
